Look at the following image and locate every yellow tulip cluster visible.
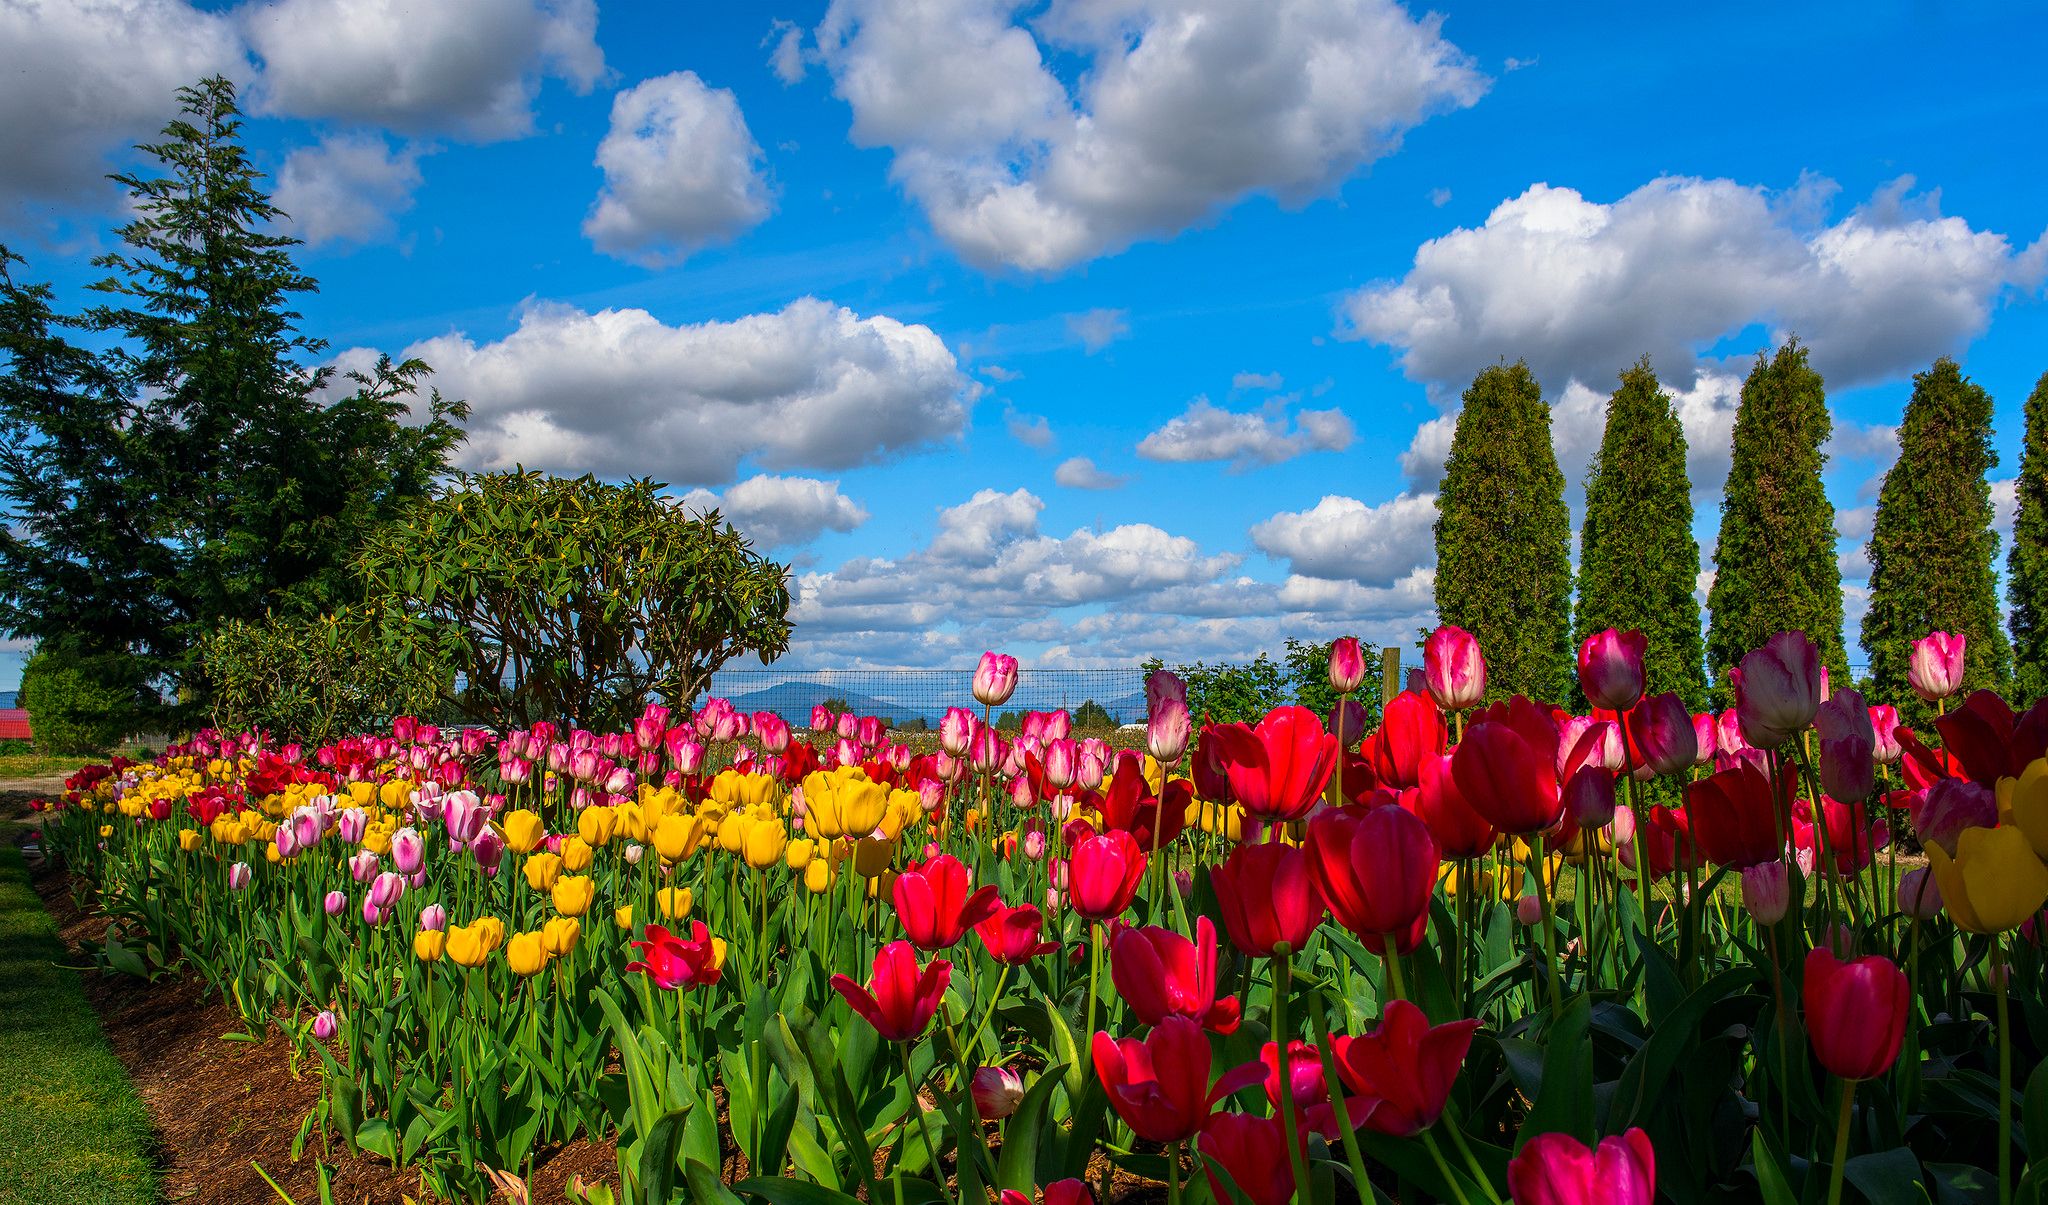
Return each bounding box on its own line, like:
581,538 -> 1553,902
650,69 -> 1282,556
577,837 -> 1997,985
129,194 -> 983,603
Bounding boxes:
1933,759 -> 2048,934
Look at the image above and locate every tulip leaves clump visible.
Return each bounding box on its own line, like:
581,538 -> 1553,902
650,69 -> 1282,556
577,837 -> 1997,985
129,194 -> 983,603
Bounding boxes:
356,471 -> 793,729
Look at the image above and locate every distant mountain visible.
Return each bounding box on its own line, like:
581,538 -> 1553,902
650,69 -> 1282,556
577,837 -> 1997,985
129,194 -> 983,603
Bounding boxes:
719,681 -> 947,729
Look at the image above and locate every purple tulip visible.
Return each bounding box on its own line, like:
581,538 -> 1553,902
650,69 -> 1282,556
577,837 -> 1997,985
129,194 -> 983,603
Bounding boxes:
471,828 -> 505,871
1147,696 -> 1191,765
227,862 -> 253,890
1731,631 -> 1822,748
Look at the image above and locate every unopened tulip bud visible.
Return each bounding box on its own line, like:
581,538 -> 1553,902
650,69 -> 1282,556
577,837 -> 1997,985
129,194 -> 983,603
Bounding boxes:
370,870 -> 406,910
1077,752 -> 1106,791
418,903 -> 447,932
323,890 -> 346,916
471,828 -> 505,871
1516,894 -> 1544,926
1907,631 -> 1966,703
228,862 -> 253,890
972,1065 -> 1025,1119
1578,628 -> 1648,711
1897,866 -> 1943,920
918,780 -> 945,813
1740,861 -> 1791,925
1327,636 -> 1367,694
312,1010 -> 337,1040
1147,697 -> 1191,765
1424,624 -> 1487,712
1022,828 -> 1047,860
624,842 -> 644,864
391,826 -> 425,875
973,651 -> 1020,707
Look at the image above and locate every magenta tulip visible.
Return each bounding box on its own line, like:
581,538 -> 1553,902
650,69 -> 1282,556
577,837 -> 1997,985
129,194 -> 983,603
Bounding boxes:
1423,624 -> 1486,711
1328,636 -> 1367,694
1907,631 -> 1966,702
1578,628 -> 1647,711
973,651 -> 1019,707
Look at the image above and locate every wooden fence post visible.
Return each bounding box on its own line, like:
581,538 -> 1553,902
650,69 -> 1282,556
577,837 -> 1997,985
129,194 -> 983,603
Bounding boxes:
1380,646 -> 1402,708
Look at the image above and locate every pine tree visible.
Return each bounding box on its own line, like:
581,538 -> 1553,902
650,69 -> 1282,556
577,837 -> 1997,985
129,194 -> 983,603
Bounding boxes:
1860,358 -> 2011,712
1705,340 -> 1846,700
1435,361 -> 1574,703
1575,357 -> 1707,708
2007,371 -> 2048,703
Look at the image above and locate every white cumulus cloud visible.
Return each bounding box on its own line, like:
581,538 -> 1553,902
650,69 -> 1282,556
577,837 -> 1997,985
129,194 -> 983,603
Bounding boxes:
274,132 -> 423,247
584,71 -> 775,267
1251,493 -> 1438,586
1054,456 -> 1129,490
679,474 -> 869,548
1138,398 -> 1355,468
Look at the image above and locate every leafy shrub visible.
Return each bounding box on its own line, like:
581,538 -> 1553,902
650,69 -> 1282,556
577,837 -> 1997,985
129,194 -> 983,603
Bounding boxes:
199,609 -> 446,743
17,642 -> 157,755
1141,653 -> 1289,725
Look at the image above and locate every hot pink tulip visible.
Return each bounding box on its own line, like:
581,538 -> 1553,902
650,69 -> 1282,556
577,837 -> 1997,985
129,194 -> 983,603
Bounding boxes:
1507,1129 -> 1656,1205
973,651 -> 1019,707
1578,628 -> 1647,711
1626,692 -> 1697,777
1423,624 -> 1486,711
1328,636 -> 1367,694
1907,631 -> 1966,702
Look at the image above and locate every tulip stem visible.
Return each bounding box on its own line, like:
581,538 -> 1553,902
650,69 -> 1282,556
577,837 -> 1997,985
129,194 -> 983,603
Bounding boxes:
1995,937 -> 2012,1205
1308,996 -> 1376,1201
1529,838 -> 1563,1017
1272,955 -> 1312,1205
1424,1130 -> 1476,1205
897,1042 -> 948,1203
1167,1139 -> 1183,1205
1827,1079 -> 1855,1205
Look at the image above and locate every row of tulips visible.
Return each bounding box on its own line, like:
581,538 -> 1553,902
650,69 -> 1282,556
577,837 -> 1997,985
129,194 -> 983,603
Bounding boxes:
35,628 -> 2048,1205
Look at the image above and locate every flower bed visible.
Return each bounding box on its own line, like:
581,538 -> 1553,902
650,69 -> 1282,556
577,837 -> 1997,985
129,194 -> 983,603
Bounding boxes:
34,632 -> 2048,1205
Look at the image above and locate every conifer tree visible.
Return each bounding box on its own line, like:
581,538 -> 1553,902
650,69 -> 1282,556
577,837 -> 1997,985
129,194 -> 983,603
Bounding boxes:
2007,371 -> 2048,702
1861,358 -> 2010,710
1705,340 -> 1847,700
1575,357 -> 1707,708
1435,361 -> 1574,702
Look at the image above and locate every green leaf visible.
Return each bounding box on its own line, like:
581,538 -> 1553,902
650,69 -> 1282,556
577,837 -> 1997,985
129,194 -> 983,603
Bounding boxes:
1514,994 -> 1593,1151
1844,1147 -> 1929,1205
1751,1129 -> 1801,1205
731,1180 -> 868,1205
997,1063 -> 1067,1192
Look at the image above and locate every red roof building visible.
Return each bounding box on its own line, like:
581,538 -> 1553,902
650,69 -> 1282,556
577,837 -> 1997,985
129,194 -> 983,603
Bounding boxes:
0,709 -> 31,741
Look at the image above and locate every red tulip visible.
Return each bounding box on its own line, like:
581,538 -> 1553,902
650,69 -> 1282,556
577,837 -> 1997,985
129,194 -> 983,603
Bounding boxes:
975,902 -> 1060,964
1260,1039 -> 1345,1138
1506,1129 -> 1656,1205
1362,691 -> 1447,790
1110,916 -> 1242,1034
1731,631 -> 1821,748
1424,624 -> 1487,711
892,854 -> 1001,950
1198,1112 -> 1301,1205
1934,690 -> 2048,786
1328,636 -> 1367,694
1803,948 -> 1908,1081
1191,730 -> 1235,805
1092,1016 -> 1265,1143
1096,756 -> 1192,849
1908,631 -> 1966,702
1627,692 -> 1697,777
829,940 -> 950,1042
1211,841 -> 1326,957
1068,829 -> 1147,920
1792,796 -> 1889,878
1685,761 -> 1790,869
1408,753 -> 1495,859
1450,698 -> 1563,835
1328,999 -> 1480,1136
1044,1182 -> 1094,1205
625,922 -> 725,992
1622,804 -> 1696,882
1210,705 -> 1339,821
1306,803 -> 1440,954
1578,628 -> 1647,711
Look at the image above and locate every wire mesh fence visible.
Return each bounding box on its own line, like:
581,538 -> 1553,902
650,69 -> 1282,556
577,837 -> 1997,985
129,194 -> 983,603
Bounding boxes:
704,668 -> 1152,732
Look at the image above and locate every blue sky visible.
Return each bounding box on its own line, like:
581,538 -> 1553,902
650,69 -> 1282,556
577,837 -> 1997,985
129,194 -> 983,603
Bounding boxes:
3,0 -> 2046,691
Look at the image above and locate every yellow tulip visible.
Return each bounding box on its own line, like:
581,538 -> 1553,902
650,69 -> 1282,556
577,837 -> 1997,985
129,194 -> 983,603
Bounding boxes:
99,824 -> 114,838
551,874 -> 596,916
474,916 -> 507,952
657,887 -> 693,918
786,838 -> 815,870
710,768 -> 785,812
614,905 -> 634,930
1927,824 -> 2048,933
744,820 -> 789,869
347,781 -> 377,807
802,768 -> 890,839
446,923 -> 491,968
614,802 -> 647,842
265,845 -> 282,864
560,836 -> 594,872
716,812 -> 748,853
523,853 -> 564,892
577,806 -> 618,847
653,814 -> 709,862
501,809 -> 546,854
542,916 -> 582,956
804,858 -> 835,894
1998,758 -> 2048,860
362,824 -> 393,855
178,830 -> 201,852
853,834 -> 896,879
507,931 -> 551,976
414,930 -> 447,962
378,780 -> 412,810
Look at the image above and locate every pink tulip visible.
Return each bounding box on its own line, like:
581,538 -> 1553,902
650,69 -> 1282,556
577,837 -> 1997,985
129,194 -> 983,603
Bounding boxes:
973,652 -> 1020,707
323,889 -> 346,915
753,712 -> 791,753
390,826 -> 425,875
1328,637 -> 1367,694
1868,705 -> 1902,764
313,1010 -> 338,1040
1423,625 -> 1486,711
972,1065 -> 1025,1119
1146,669 -> 1188,711
1731,631 -> 1822,748
1908,631 -> 1966,702
1628,692 -> 1697,777
348,849 -> 379,882
1507,1129 -> 1655,1205
1740,861 -> 1791,925
1147,696 -> 1191,764
1578,628 -> 1647,711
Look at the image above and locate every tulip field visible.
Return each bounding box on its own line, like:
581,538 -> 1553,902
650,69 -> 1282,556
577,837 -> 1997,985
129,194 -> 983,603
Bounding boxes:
32,628 -> 2048,1205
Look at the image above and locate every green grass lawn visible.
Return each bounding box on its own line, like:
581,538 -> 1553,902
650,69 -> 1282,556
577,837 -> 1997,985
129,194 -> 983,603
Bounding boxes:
0,845 -> 157,1205
0,753 -> 94,781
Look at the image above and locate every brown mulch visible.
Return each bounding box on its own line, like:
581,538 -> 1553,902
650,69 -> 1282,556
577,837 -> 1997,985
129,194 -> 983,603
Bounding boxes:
19,831 -> 618,1205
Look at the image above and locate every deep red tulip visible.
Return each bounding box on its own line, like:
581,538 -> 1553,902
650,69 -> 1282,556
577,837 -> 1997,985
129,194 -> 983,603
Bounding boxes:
1328,999 -> 1480,1136
975,902 -> 1061,964
1803,948 -> 1908,1081
1306,803 -> 1440,954
1211,841 -> 1326,957
829,940 -> 950,1042
1192,728 -> 1236,805
1408,753 -> 1495,859
1450,698 -> 1563,835
1092,1016 -> 1265,1143
1260,1039 -> 1345,1138
1685,761 -> 1790,869
1096,756 -> 1192,849
1578,628 -> 1647,712
1043,1182 -> 1094,1205
625,922 -> 725,992
1198,1112 -> 1301,1205
1068,829 -> 1147,920
1622,804 -> 1697,882
892,854 -> 1001,950
1362,691 -> 1447,791
1210,705 -> 1339,822
1731,631 -> 1821,748
1792,796 -> 1889,878
1109,916 -> 1242,1034
1908,631 -> 1966,702
1627,692 -> 1698,778
1423,624 -> 1487,711
1506,1129 -> 1656,1205
1934,690 -> 2048,786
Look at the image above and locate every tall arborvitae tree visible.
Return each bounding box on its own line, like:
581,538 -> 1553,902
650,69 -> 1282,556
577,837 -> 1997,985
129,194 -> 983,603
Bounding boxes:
2008,371 -> 2048,703
1861,358 -> 2011,713
1574,357 -> 1707,708
1706,340 -> 1847,701
1435,361 -> 1574,703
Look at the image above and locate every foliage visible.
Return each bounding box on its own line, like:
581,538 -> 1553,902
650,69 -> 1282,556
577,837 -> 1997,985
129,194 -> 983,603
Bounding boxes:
1706,340 -> 1847,702
1861,358 -> 2012,716
1574,358 -> 1707,708
1140,653 -> 1289,724
2009,371 -> 2048,704
1435,362 -> 1575,702
0,77 -> 466,714
0,846 -> 158,1205
1283,637 -> 1381,726
1072,699 -> 1115,730
18,641 -> 158,756
356,471 -> 794,731
199,610 -> 448,745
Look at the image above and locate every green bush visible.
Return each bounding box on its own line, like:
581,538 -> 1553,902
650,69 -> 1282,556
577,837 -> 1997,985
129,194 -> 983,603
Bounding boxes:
1142,654 -> 1289,726
17,642 -> 156,755
200,609 -> 446,743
